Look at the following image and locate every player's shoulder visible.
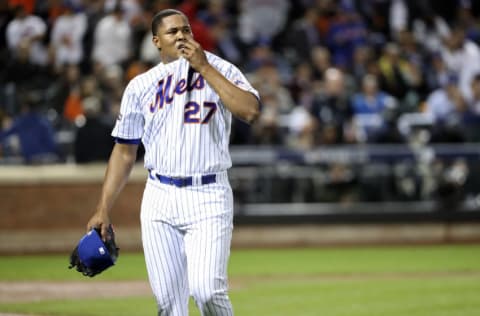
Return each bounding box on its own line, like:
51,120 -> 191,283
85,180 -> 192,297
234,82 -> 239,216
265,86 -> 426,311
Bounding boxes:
205,51 -> 237,72
126,63 -> 164,91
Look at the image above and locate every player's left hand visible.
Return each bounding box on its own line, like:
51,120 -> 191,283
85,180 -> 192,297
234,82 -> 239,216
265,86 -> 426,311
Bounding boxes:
179,37 -> 209,73
87,211 -> 111,242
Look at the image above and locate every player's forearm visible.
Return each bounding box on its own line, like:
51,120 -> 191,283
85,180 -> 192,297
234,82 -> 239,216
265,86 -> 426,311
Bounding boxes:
199,65 -> 260,124
96,143 -> 138,215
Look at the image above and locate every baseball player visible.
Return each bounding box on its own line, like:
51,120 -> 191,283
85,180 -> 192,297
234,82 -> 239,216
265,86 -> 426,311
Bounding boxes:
86,8 -> 260,316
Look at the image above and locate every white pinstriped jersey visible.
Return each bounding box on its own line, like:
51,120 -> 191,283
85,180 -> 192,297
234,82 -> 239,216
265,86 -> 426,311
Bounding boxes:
112,52 -> 259,177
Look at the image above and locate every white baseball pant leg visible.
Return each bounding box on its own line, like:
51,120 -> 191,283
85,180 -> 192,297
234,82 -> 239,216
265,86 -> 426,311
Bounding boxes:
185,214 -> 233,316
141,173 -> 234,316
142,219 -> 189,316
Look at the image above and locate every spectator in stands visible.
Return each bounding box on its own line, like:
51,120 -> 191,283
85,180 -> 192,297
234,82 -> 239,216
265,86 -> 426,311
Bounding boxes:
310,45 -> 332,81
244,38 -> 292,83
377,42 -> 422,112
197,0 -> 229,27
283,6 -> 322,66
237,0 -> 290,46
440,25 -> 480,101
356,0 -> 391,44
63,70 -> 106,125
288,61 -> 314,106
0,93 -> 59,164
98,64 -> 124,105
326,2 -> 367,69
79,0 -> 106,72
1,32 -> 51,115
388,0 -> 408,40
209,15 -> 244,65
425,74 -> 466,122
2,0 -> 480,165
424,52 -> 451,92
286,104 -> 317,150
92,3 -> 132,70
252,61 -> 295,115
49,1 -> 87,71
425,74 -> 467,142
455,2 -> 480,44
309,67 -> 355,144
350,74 -> 398,143
45,63 -> 82,118
74,96 -> 114,163
250,61 -> 294,145
350,45 -> 373,87
104,0 -> 144,26
6,4 -> 48,65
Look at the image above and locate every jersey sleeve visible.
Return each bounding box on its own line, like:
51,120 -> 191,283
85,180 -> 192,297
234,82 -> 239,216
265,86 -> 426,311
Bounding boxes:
111,80 -> 144,142
215,59 -> 260,100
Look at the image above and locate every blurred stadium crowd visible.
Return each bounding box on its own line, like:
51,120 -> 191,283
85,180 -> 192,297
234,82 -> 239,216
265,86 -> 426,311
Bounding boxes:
2,0 -> 480,164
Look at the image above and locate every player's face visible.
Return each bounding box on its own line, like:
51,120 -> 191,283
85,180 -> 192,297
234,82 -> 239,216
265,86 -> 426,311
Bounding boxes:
152,14 -> 193,63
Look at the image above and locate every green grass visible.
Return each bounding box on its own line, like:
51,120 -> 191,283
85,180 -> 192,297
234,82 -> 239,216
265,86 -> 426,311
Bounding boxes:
0,252 -> 149,281
1,245 -> 480,316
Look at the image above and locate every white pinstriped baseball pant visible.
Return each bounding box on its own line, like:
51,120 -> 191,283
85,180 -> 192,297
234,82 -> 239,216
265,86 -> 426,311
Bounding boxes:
140,171 -> 234,316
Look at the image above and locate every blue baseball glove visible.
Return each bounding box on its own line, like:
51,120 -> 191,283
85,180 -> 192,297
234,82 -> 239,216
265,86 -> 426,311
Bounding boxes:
68,226 -> 119,277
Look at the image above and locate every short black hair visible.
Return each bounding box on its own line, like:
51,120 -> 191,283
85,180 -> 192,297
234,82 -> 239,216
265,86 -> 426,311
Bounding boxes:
151,9 -> 187,36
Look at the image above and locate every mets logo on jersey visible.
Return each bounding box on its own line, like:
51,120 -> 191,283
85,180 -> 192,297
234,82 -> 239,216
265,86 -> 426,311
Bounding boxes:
149,72 -> 217,124
149,73 -> 205,113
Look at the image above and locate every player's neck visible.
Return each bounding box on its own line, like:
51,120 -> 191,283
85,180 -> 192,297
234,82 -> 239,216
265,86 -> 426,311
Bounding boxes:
160,53 -> 180,64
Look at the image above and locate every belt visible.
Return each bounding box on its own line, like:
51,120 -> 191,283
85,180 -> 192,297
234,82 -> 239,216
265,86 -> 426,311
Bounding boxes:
156,174 -> 216,188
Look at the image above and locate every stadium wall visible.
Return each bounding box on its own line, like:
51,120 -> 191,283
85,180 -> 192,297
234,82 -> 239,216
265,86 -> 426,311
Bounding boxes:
0,164 -> 479,254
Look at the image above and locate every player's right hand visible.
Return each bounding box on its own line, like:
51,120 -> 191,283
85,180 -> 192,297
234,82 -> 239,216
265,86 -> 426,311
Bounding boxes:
87,211 -> 111,242
179,37 -> 209,73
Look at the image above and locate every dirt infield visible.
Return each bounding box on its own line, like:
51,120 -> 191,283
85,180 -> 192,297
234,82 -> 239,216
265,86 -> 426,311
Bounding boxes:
0,281 -> 152,303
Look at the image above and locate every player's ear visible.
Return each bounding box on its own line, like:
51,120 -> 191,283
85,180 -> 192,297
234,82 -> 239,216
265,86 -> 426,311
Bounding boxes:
152,36 -> 161,50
